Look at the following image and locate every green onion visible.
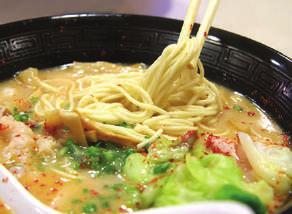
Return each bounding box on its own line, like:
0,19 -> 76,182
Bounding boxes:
233,105 -> 243,111
71,198 -> 81,204
101,201 -> 110,209
116,121 -> 135,128
83,188 -> 89,194
14,112 -> 29,122
30,96 -> 39,105
82,203 -> 97,213
153,162 -> 171,174
64,103 -> 71,110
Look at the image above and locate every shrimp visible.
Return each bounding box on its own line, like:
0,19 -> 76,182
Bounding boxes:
0,115 -> 35,161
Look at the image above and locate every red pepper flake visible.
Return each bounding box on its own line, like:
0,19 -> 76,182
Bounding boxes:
90,189 -> 99,196
11,169 -> 18,174
2,177 -> 8,183
181,130 -> 197,143
136,184 -> 145,192
223,105 -> 230,110
15,134 -> 21,137
25,185 -> 30,190
0,123 -> 9,131
33,146 -> 39,152
147,176 -> 162,185
41,172 -> 46,177
152,153 -> 159,159
150,143 -> 157,149
13,98 -> 31,111
44,122 -> 57,134
40,184 -> 46,187
247,111 -> 256,116
50,187 -> 58,193
205,134 -> 237,158
140,152 -> 147,157
54,180 -> 64,185
33,178 -> 39,183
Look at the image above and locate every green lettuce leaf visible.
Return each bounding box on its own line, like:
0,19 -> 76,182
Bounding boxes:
123,153 -> 154,183
154,154 -> 271,214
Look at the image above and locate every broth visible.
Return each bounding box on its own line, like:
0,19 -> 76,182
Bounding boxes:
0,62 -> 290,214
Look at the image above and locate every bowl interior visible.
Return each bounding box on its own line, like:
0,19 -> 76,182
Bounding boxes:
0,13 -> 291,213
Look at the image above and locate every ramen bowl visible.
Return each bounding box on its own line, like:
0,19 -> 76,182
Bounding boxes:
0,13 -> 291,214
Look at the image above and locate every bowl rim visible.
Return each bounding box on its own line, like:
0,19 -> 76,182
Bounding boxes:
0,12 -> 291,67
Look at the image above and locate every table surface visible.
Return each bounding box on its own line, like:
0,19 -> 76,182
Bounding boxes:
0,0 -> 291,57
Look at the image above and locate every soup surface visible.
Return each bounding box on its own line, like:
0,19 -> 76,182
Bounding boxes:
0,198 -> 12,214
0,62 -> 291,214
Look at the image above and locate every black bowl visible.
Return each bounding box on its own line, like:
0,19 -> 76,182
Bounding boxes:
0,13 -> 291,213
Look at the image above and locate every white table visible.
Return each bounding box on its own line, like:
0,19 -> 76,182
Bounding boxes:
0,0 -> 291,56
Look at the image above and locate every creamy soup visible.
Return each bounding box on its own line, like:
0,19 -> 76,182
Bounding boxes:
0,198 -> 12,214
0,62 -> 290,214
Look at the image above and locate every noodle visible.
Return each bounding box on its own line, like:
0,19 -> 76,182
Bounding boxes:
22,0 -> 222,146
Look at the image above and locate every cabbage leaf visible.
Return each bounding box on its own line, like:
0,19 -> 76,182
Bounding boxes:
238,132 -> 292,194
154,154 -> 272,214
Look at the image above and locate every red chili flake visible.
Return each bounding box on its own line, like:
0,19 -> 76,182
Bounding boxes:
152,153 -> 159,159
25,185 -> 30,190
33,178 -> 39,183
90,189 -> 99,196
33,146 -> 39,152
2,177 -> 8,183
13,98 -> 31,111
181,130 -> 197,143
44,122 -> 57,134
136,184 -> 145,192
54,180 -> 64,186
147,176 -> 162,185
11,169 -> 18,174
205,134 -> 237,158
40,184 -> 46,187
223,105 -> 230,110
140,152 -> 147,157
41,172 -> 46,177
240,121 -> 246,124
0,123 -> 9,131
247,111 -> 256,116
15,134 -> 21,137
50,187 -> 58,193
204,32 -> 208,37
150,143 -> 157,149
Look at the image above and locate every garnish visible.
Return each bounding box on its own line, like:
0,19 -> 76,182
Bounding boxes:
233,105 -> 243,111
